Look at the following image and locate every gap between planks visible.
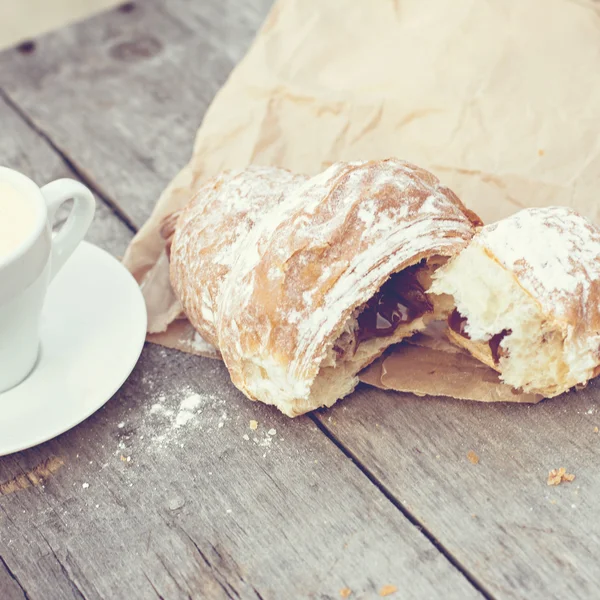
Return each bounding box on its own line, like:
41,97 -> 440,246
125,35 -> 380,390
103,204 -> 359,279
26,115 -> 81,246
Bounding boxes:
0,554 -> 31,600
0,86 -> 137,234
310,414 -> 494,599
0,69 -> 494,599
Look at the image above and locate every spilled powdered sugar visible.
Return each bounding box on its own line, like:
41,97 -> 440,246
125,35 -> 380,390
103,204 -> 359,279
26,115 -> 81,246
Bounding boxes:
114,369 -> 283,460
177,324 -> 219,359
187,331 -> 218,357
145,388 -> 214,441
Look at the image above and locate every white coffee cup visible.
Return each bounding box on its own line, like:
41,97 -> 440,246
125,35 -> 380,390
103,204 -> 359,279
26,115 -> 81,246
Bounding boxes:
0,167 -> 95,393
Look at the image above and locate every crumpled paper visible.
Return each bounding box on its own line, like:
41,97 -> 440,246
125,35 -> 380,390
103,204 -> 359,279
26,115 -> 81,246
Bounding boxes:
123,0 -> 600,402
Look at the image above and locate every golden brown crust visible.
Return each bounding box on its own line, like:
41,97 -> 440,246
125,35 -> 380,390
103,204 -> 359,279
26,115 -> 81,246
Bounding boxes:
209,159 -> 480,415
169,166 -> 307,347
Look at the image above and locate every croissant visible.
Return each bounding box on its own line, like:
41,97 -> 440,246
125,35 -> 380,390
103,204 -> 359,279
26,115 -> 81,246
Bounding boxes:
168,159 -> 481,416
431,207 -> 600,397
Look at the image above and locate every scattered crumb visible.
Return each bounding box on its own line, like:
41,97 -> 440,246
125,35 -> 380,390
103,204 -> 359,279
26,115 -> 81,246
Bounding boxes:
82,483 -> 89,489
168,496 -> 185,511
538,149 -> 545,156
467,450 -> 479,465
340,588 -> 351,598
126,456 -> 131,463
120,455 -> 127,462
118,422 -> 125,429
268,428 -> 276,436
380,585 -> 397,597
242,434 -> 250,441
547,468 -> 575,486
594,427 -> 599,434
226,509 -> 232,514
249,420 -> 258,430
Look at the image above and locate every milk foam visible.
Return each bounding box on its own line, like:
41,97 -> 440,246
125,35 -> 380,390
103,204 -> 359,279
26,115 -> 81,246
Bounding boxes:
0,182 -> 38,259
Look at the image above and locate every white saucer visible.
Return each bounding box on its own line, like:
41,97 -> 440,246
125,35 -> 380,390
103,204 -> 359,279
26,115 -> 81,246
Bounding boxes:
0,242 -> 147,456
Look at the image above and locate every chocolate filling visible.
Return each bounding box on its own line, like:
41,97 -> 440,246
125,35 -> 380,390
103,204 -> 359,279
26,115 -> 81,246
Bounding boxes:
448,308 -> 470,339
448,309 -> 511,364
356,265 -> 433,343
489,329 -> 512,363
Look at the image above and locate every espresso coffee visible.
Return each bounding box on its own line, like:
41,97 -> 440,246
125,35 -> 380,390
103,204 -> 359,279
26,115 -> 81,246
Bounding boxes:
0,181 -> 38,259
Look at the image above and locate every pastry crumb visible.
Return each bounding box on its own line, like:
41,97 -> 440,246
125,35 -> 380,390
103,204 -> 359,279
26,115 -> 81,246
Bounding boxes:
538,149 -> 545,156
594,426 -> 599,434
380,585 -> 398,597
547,467 -> 575,486
249,420 -> 258,430
340,588 -> 351,598
467,450 -> 479,465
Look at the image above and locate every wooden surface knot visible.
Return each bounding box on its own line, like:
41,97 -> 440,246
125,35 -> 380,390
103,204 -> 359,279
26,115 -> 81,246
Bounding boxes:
109,36 -> 162,62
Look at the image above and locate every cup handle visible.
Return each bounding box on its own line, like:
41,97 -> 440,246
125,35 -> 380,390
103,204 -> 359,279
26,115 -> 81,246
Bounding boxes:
41,179 -> 96,280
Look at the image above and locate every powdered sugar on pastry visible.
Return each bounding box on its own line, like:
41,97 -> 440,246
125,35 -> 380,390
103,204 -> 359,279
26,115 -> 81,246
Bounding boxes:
479,207 -> 600,327
431,207 -> 600,397
213,159 -> 480,415
169,166 -> 307,347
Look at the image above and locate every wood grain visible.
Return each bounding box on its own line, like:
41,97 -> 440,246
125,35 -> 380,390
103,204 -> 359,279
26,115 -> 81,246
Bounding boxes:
0,0 -> 273,229
0,19 -> 482,598
0,91 -> 131,256
316,382 -> 600,599
0,346 -> 482,600
0,558 -> 27,600
3,0 -> 600,597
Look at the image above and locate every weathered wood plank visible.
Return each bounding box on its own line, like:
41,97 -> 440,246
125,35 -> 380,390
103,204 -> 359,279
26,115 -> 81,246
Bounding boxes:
0,0 -> 273,229
0,91 -> 131,256
316,382 -> 600,599
0,74 -> 481,598
7,0 -> 598,596
0,347 -> 482,600
0,558 -> 27,600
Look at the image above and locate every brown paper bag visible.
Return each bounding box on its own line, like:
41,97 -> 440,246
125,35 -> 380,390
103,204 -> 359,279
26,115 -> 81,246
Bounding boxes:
123,0 -> 600,402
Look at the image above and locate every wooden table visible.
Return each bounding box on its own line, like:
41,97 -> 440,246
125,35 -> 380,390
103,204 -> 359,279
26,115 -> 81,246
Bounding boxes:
1,2 -> 599,598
